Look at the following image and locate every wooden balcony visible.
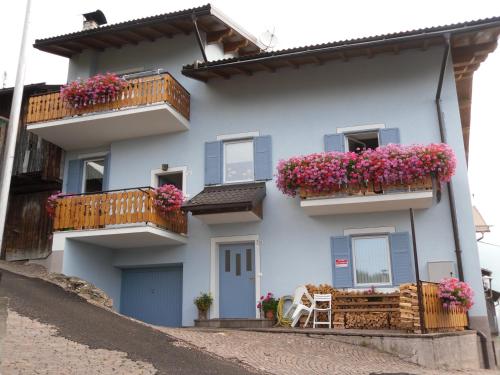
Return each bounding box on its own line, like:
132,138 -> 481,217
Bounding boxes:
52,187 -> 188,248
26,73 -> 190,150
300,179 -> 434,216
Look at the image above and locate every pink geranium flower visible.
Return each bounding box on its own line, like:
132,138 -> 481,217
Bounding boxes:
61,73 -> 127,108
152,184 -> 184,214
438,277 -> 474,312
45,191 -> 64,218
275,144 -> 456,196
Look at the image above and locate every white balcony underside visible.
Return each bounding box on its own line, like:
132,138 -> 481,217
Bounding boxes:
193,211 -> 262,225
300,191 -> 433,216
26,102 -> 189,151
54,224 -> 187,249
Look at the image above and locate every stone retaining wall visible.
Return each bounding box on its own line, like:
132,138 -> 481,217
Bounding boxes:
323,330 -> 480,370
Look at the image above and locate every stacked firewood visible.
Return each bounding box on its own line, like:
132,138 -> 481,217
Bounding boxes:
297,284 -> 402,329
345,312 -> 390,329
399,283 -> 420,333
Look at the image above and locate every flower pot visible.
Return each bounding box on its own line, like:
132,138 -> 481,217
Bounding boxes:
198,309 -> 208,320
265,310 -> 275,321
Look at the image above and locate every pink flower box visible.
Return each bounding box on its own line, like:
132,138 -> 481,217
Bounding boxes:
276,144 -> 456,198
60,73 -> 127,109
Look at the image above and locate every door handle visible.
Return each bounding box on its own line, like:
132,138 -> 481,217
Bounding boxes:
249,277 -> 255,280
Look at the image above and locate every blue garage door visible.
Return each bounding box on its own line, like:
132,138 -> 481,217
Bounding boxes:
120,266 -> 183,327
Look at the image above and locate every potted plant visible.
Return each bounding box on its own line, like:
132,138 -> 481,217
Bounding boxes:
194,292 -> 213,320
152,184 -> 184,215
257,292 -> 278,321
438,277 -> 474,312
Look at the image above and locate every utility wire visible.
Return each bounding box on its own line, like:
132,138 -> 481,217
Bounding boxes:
479,241 -> 500,248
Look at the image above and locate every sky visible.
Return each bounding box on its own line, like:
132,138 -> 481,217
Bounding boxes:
1,0 -> 500,281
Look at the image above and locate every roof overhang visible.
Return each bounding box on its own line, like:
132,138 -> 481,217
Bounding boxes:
183,182 -> 266,223
33,4 -> 262,58
182,17 -> 500,159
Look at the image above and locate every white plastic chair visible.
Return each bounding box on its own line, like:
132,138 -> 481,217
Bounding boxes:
285,286 -> 314,328
312,294 -> 332,329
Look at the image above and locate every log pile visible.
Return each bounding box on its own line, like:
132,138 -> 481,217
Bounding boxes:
345,312 -> 390,329
336,292 -> 400,330
299,284 -> 401,329
399,283 -> 420,333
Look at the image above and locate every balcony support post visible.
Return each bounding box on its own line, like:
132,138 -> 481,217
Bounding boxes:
191,13 -> 208,64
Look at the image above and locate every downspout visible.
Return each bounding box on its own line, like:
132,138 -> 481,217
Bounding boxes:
435,34 -> 465,282
436,35 -> 492,369
410,208 -> 426,333
192,13 -> 208,64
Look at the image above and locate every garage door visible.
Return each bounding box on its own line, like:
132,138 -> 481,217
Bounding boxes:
120,266 -> 183,327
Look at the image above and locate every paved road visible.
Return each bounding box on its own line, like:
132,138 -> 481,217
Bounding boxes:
0,270 -> 259,375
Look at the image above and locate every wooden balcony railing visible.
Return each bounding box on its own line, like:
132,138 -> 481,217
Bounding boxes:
299,177 -> 434,199
420,282 -> 468,332
53,187 -> 187,235
26,73 -> 190,124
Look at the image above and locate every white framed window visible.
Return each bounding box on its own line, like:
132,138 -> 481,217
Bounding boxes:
151,166 -> 187,196
352,235 -> 392,286
82,158 -> 105,193
223,139 -> 254,184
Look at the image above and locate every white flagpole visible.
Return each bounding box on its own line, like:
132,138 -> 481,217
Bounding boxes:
0,0 -> 32,258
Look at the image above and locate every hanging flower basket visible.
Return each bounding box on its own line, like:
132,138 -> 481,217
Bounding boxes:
438,277 -> 474,312
152,184 -> 184,214
60,73 -> 127,108
276,143 -> 456,198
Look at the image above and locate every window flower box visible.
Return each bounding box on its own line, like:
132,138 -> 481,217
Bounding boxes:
60,73 -> 127,109
277,144 -> 455,200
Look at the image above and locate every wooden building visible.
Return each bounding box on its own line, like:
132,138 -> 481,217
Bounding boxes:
0,83 -> 63,261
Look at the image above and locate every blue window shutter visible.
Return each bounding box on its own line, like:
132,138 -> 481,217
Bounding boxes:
379,128 -> 400,145
205,141 -> 222,185
254,135 -> 272,181
331,236 -> 353,288
389,232 -> 415,285
324,134 -> 345,152
102,153 -> 111,191
66,159 -> 83,194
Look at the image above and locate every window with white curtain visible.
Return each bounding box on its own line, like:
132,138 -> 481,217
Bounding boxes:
223,139 -> 254,183
352,235 -> 392,286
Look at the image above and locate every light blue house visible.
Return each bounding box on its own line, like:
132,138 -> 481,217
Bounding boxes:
27,4 -> 499,343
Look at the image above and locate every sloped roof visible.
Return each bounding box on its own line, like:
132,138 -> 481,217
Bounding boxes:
33,4 -> 262,58
183,182 -> 266,214
182,16 -> 500,79
182,16 -> 500,160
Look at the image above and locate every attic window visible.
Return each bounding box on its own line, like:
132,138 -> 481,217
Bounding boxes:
346,131 -> 379,153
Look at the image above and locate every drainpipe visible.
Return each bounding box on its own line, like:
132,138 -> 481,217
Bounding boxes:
435,35 -> 492,369
409,208 -> 426,333
434,34 -> 465,282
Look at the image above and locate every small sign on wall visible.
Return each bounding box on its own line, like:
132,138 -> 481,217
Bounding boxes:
335,259 -> 349,268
